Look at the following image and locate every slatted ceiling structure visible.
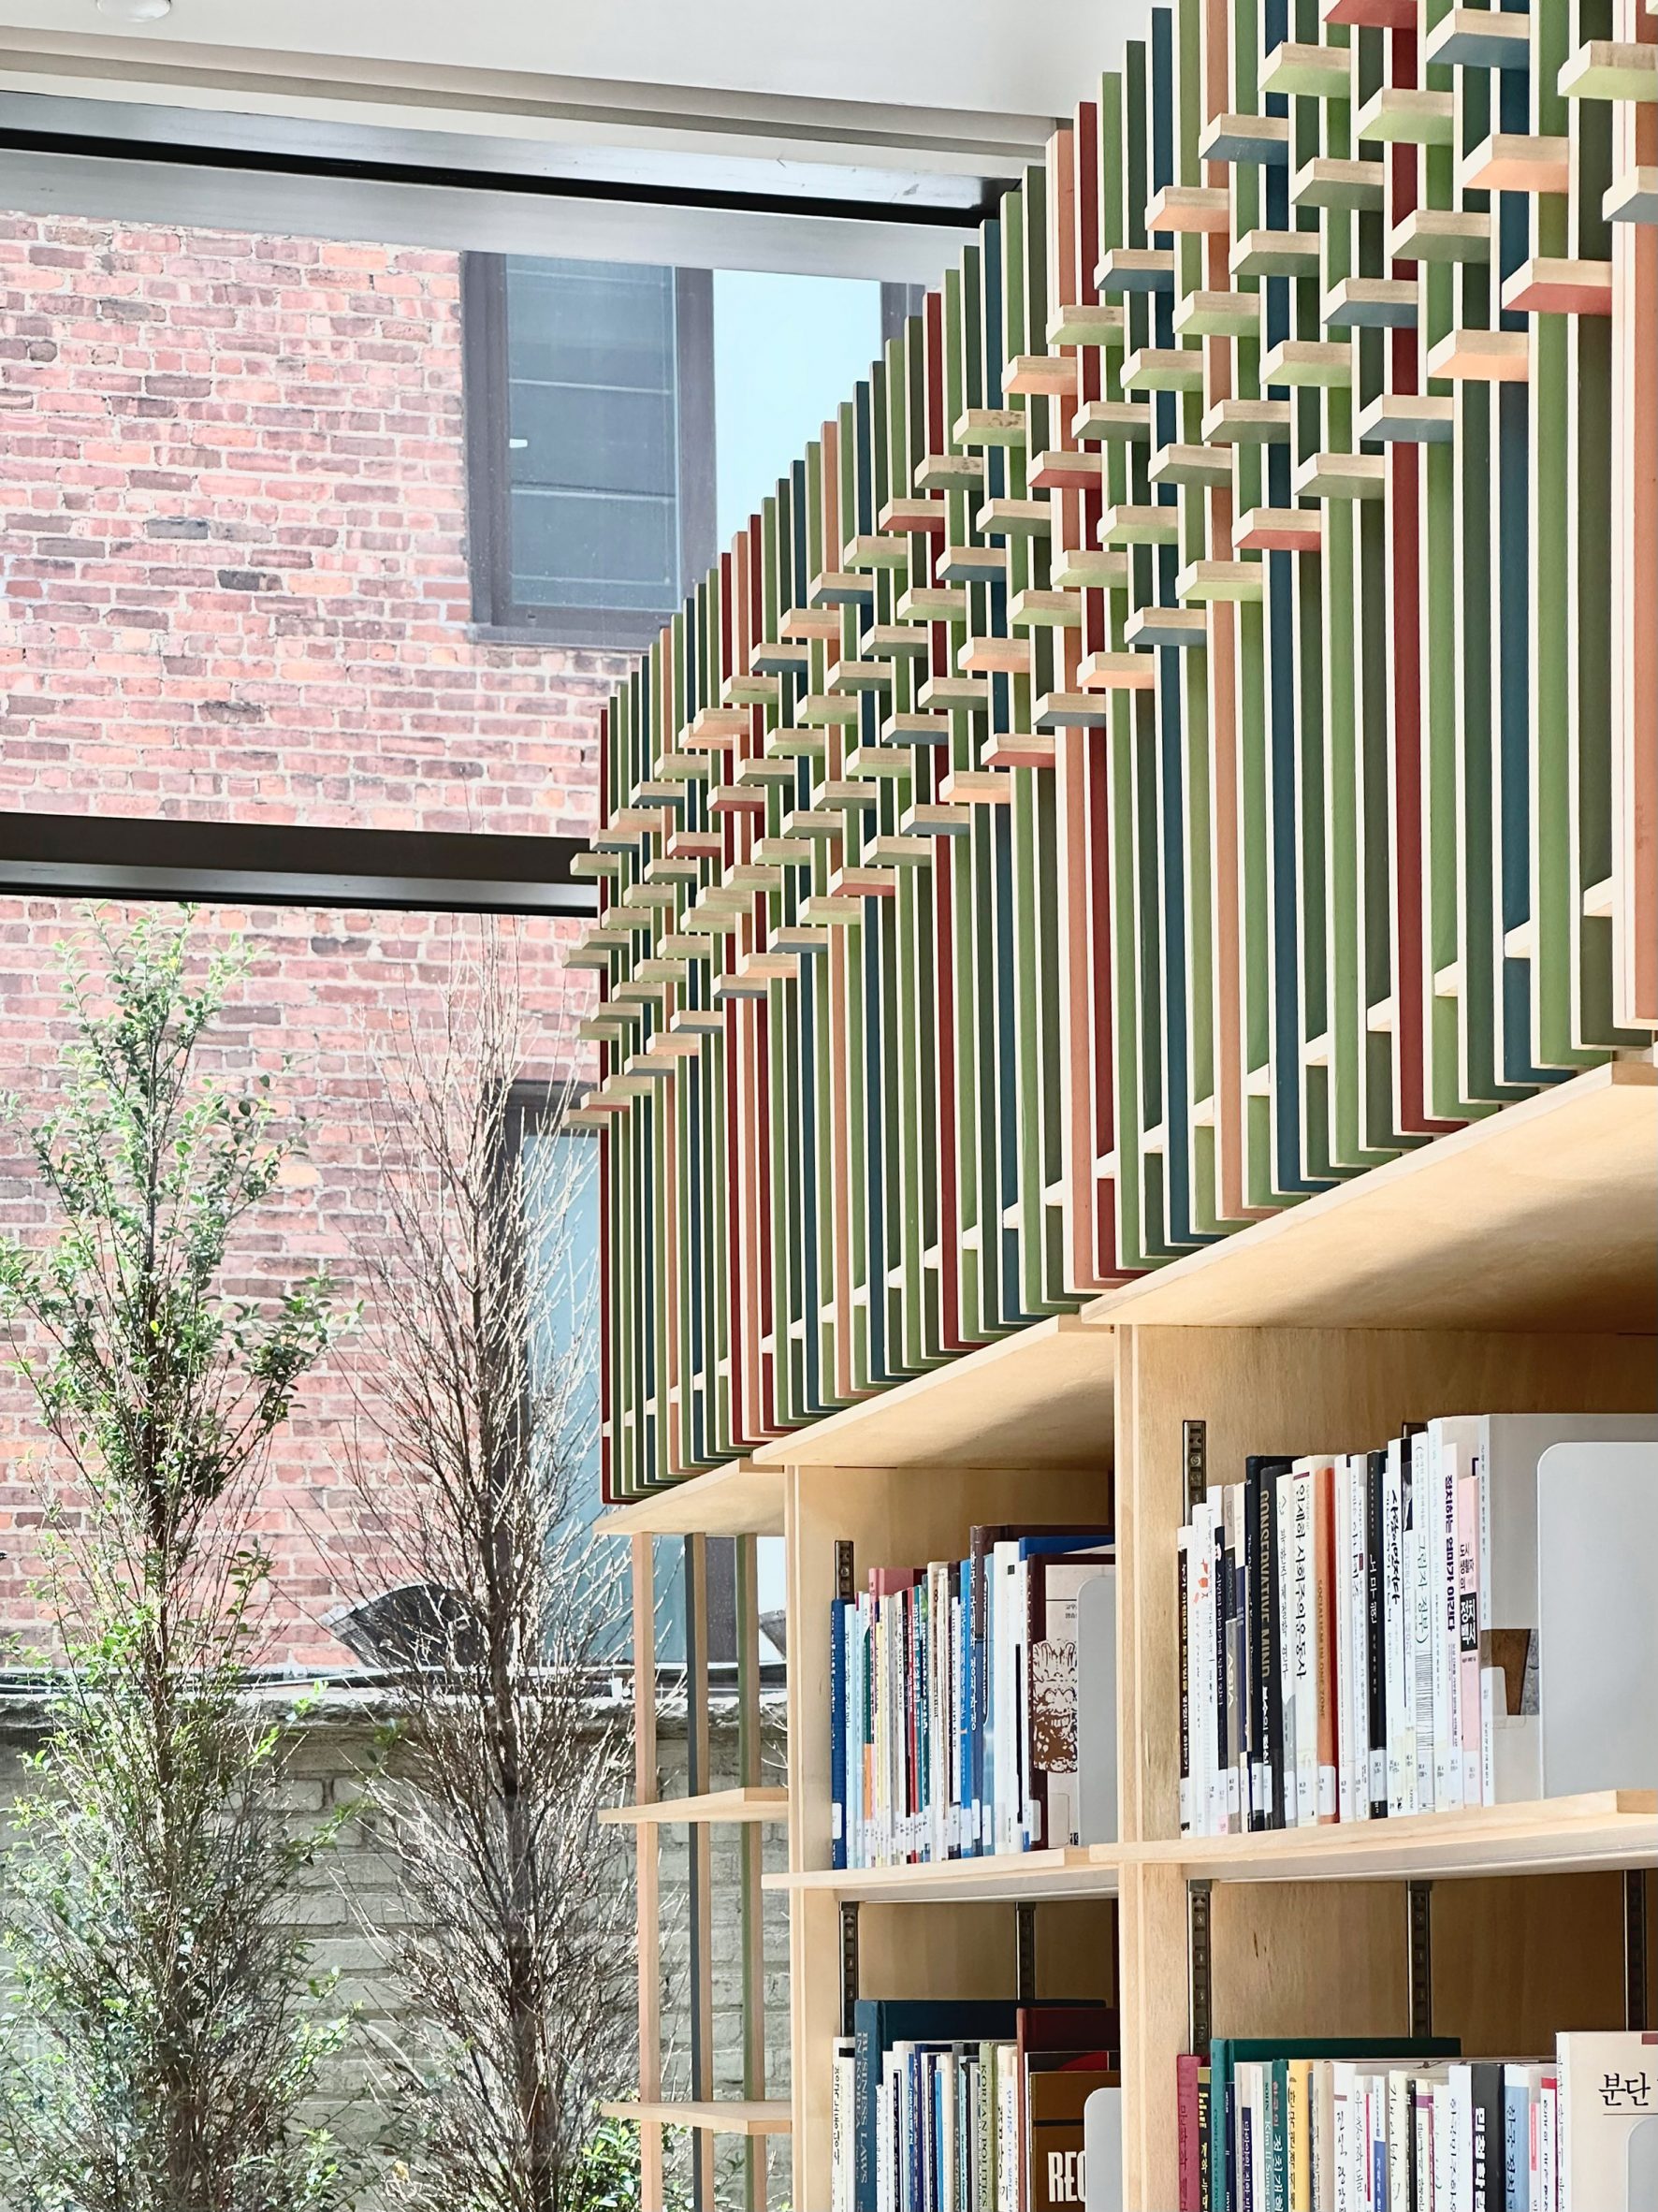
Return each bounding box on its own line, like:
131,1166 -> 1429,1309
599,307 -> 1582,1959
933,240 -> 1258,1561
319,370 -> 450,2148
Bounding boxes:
589,0 -> 1654,1506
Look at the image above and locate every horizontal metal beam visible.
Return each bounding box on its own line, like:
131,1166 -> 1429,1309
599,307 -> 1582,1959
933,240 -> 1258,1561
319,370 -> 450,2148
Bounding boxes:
0,812 -> 596,918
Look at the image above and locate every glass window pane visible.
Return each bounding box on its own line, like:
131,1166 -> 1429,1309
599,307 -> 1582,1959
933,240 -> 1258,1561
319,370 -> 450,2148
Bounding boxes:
510,486 -> 678,610
508,382 -> 676,501
502,257 -> 681,614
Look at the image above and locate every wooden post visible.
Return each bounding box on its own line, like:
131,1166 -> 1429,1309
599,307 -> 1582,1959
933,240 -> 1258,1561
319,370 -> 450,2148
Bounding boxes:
631,1534 -> 665,2212
736,1533 -> 770,2211
685,1535 -> 717,2210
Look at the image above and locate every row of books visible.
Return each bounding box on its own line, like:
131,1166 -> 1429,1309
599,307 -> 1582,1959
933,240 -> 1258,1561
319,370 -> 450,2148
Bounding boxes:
831,1528 -> 1114,1867
1177,1413 -> 1656,1838
1180,2031 -> 1658,2211
833,1999 -> 1120,2212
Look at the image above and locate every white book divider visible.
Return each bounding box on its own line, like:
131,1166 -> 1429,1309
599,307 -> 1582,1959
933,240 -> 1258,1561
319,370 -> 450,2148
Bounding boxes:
1535,1442 -> 1658,1798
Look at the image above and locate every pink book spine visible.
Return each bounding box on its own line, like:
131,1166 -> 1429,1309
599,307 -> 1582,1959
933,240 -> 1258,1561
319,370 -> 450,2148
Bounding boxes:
1177,2052 -> 1200,2211
1456,1474 -> 1482,1806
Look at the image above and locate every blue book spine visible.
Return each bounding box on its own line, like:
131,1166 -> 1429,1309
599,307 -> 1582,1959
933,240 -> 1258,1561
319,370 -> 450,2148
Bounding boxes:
1374,2134 -> 1388,2212
1503,2079 -> 1527,2212
831,1596 -> 848,1872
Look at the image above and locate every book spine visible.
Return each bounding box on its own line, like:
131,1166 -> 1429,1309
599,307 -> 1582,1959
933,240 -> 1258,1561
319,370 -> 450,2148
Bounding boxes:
1387,2074 -> 1411,2212
1195,1503 -> 1216,1840
1179,2052 -> 1201,2212
1256,1466 -> 1280,1832
1314,1462 -> 1339,1824
1244,1462 -> 1263,1829
833,1595 -> 849,1872
1456,1473 -> 1483,1809
1383,1445 -> 1407,1818
1349,1456 -> 1371,1826
1334,1461 -> 1356,1826
1023,1555 -> 1046,1851
1537,2072 -> 1556,2212
1223,1485 -> 1243,1834
1469,2063 -> 1503,2212
1275,1470 -> 1295,1828
1220,1504 -> 1238,1831
1287,2059 -> 1308,2212
1179,1526 -> 1193,1837
1415,2088 -> 1434,2212
1291,1470 -> 1316,1827
1410,1433 -> 1437,1813
1432,1433 -> 1464,1812
1366,1448 -> 1389,1819
1269,2061 -> 1288,2212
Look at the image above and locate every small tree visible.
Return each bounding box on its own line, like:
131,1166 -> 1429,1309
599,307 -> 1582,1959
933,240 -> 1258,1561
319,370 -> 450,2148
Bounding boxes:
337,925 -> 635,2212
0,910 -> 356,2212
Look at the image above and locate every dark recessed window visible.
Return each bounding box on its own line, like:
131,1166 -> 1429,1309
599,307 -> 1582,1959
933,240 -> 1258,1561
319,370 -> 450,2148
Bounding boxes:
462,254 -> 715,650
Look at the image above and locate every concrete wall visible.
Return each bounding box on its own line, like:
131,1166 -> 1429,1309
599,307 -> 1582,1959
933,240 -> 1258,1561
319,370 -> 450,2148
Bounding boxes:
0,1691 -> 792,2205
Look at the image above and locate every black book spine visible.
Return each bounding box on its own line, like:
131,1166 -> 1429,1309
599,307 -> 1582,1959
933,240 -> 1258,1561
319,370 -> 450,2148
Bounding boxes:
1251,1459 -> 1287,1831
1366,1447 -> 1389,1819
1469,2061 -> 1505,2212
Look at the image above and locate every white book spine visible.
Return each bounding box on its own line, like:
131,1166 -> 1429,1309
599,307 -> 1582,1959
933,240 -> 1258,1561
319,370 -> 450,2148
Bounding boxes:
1429,1433 -> 1459,1810
954,1583 -> 967,1857
1178,1524 -> 1194,1836
1388,2073 -> 1411,2212
1433,2076 -> 1453,2212
1277,1467 -> 1298,1826
1409,1435 -> 1435,1813
1383,1445 -> 1407,1817
1200,1502 -> 1222,1840
1447,2064 -> 1474,2212
1291,1465 -> 1318,1829
1332,2064 -> 1354,2212
1350,1453 -> 1373,1824
995,1547 -> 1017,1855
1194,1502 -> 1213,1841
1538,2076 -> 1557,2212
1335,1459 -> 1356,1825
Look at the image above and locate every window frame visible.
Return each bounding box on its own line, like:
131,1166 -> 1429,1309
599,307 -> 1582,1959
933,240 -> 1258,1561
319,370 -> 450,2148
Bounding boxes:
461,251 -> 717,651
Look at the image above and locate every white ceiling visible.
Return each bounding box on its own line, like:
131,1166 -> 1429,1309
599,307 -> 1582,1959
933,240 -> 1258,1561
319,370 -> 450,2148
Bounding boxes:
0,0 -> 1125,118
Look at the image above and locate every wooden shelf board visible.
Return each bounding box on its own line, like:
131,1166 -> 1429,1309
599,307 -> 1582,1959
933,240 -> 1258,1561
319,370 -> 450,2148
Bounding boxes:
601,2099 -> 793,2137
765,1844 -> 1124,1904
601,1786 -> 789,1827
599,1459 -> 785,1536
765,1796 -> 1656,1902
1160,1791 -> 1658,1884
749,1313 -> 1113,1471
1084,1058 -> 1657,1335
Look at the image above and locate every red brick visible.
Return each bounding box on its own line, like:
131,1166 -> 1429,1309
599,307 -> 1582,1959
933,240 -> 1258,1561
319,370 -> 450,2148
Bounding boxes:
0,218 -> 627,1667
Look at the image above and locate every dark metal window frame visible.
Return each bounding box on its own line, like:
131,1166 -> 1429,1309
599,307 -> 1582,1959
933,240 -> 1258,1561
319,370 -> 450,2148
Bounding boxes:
462,252 -> 717,651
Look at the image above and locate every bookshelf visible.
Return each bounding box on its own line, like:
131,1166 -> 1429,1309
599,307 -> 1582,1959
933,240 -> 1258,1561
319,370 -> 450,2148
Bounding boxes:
615,1055 -> 1656,2209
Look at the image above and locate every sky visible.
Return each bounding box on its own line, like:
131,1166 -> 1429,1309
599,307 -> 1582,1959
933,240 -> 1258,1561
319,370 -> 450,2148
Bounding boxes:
712,269 -> 886,546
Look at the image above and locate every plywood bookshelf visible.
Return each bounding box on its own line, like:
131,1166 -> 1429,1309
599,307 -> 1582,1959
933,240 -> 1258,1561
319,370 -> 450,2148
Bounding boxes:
611,1059 -> 1658,2209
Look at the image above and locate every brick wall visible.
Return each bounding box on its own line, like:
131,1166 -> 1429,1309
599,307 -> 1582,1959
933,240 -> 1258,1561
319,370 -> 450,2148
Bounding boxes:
0,211 -> 622,1663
